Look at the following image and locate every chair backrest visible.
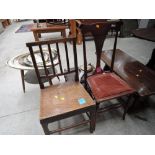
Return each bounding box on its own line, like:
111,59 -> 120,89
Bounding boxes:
26,37 -> 79,89
78,20 -> 122,79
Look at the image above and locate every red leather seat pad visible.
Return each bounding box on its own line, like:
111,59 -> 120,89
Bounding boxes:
87,73 -> 133,100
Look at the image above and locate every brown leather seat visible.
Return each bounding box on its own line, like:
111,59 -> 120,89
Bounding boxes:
87,73 -> 134,102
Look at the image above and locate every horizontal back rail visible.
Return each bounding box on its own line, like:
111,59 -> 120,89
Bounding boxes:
26,37 -> 74,47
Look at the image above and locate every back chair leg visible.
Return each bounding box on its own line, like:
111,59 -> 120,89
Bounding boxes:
57,76 -> 60,81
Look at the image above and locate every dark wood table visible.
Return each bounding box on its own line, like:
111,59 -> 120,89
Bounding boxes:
101,49 -> 155,97
132,28 -> 155,42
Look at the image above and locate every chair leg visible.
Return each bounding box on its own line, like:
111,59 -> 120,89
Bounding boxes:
127,94 -> 139,113
89,109 -> 96,133
123,95 -> 131,120
123,95 -> 132,120
57,76 -> 60,81
103,64 -> 110,71
20,70 -> 25,93
96,103 -> 100,111
47,69 -> 53,85
40,122 -> 50,135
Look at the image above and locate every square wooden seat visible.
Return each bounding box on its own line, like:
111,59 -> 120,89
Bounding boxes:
40,82 -> 96,134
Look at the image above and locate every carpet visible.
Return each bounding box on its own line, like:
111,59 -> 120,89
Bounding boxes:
15,24 -> 34,33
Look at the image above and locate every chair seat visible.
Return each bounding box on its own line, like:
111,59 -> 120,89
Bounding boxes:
87,72 -> 134,102
40,81 -> 95,121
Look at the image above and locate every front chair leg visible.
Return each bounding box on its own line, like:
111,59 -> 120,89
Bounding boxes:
40,121 -> 50,135
89,109 -> 96,133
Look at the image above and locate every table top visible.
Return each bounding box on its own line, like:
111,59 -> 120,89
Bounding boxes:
31,23 -> 67,31
132,28 -> 155,42
101,49 -> 155,97
7,48 -> 58,70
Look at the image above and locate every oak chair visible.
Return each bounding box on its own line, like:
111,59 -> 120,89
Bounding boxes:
78,20 -> 135,120
26,37 -> 96,134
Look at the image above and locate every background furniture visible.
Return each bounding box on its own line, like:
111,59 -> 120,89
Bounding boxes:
101,49 -> 155,111
101,49 -> 155,97
0,19 -> 11,34
120,19 -> 138,37
26,37 -> 96,134
7,48 -> 59,92
69,19 -> 122,44
69,20 -> 83,44
1,19 -> 11,28
33,19 -> 68,26
0,21 -> 4,34
120,19 -> 155,38
146,48 -> 155,71
132,28 -> 155,42
31,23 -> 67,41
78,20 -> 135,120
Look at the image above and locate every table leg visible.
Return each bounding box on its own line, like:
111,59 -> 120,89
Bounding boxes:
123,95 -> 132,120
68,20 -> 76,38
131,95 -> 149,111
61,30 -> 66,38
20,70 -> 25,93
127,94 -> 139,112
33,32 -> 39,41
76,28 -> 83,44
38,33 -> 41,38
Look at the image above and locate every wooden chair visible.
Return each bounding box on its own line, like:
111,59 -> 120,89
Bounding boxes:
78,20 -> 135,120
26,37 -> 96,134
